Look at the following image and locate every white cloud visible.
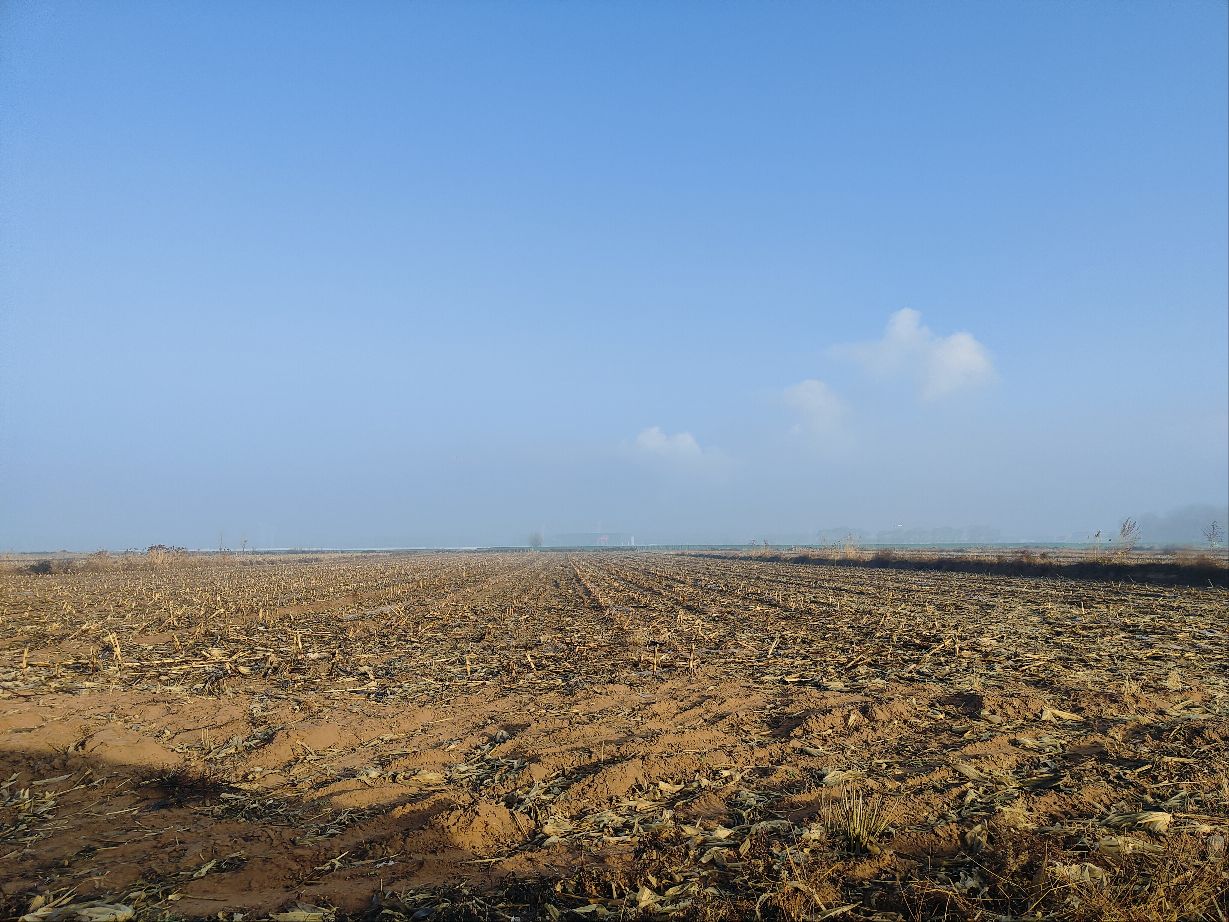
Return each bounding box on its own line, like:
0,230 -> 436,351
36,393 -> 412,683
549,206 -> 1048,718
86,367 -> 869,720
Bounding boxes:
631,426 -> 730,478
634,426 -> 706,462
784,379 -> 845,436
834,308 -> 995,399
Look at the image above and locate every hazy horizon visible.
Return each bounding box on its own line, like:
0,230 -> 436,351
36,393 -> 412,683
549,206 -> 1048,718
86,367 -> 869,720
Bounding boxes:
2,2 -> 1226,552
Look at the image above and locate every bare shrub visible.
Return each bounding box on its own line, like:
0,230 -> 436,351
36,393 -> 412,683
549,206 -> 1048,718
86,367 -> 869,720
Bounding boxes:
147,545 -> 189,566
1010,547 -> 1041,566
78,551 -> 117,572
839,533 -> 863,561
1117,517 -> 1141,558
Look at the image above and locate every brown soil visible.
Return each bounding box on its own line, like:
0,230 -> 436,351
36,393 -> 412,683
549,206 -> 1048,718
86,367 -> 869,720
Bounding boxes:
1,553 -> 1226,920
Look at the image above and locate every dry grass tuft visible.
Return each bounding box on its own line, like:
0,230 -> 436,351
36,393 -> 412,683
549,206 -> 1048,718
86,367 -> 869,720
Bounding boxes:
822,791 -> 894,853
138,762 -> 232,808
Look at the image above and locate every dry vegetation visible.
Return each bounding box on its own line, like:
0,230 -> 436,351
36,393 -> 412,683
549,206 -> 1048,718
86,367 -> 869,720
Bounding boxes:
705,546 -> 1229,588
1,552 -> 1226,920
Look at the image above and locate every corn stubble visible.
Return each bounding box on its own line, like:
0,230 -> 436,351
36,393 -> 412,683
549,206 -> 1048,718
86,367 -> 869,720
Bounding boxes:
0,551 -> 1225,921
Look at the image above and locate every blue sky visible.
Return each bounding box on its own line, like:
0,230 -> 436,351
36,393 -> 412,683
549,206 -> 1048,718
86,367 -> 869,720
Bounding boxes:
2,1 -> 1226,549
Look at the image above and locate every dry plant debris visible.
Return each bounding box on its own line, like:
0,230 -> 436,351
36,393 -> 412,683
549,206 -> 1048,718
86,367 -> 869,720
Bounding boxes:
1,551 -> 1226,920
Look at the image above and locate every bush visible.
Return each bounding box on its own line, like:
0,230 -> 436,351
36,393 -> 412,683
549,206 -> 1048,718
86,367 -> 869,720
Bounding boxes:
27,558 -> 72,575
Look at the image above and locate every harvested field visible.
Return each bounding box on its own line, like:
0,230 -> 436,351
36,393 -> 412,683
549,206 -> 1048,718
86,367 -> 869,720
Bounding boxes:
1,552 -> 1226,920
690,547 -> 1229,588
